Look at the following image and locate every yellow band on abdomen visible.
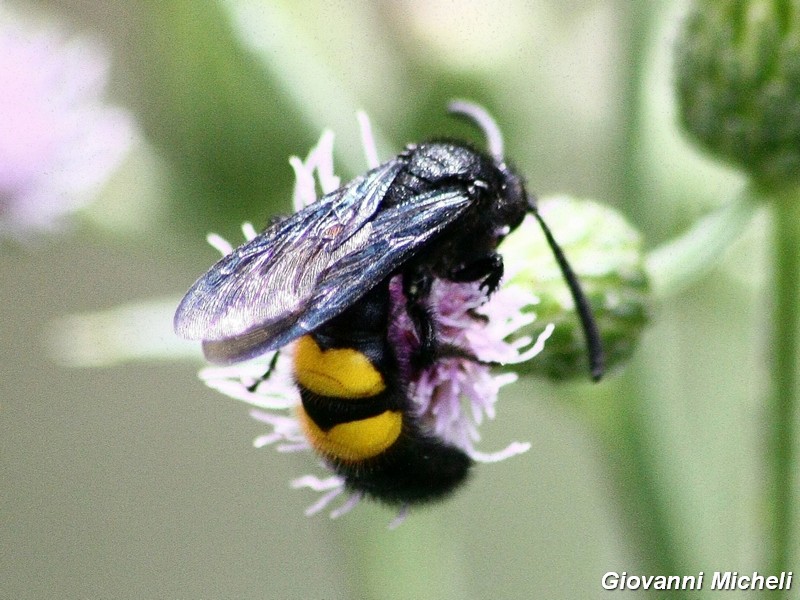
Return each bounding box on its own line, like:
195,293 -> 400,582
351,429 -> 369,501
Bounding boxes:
298,406 -> 403,462
293,335 -> 386,399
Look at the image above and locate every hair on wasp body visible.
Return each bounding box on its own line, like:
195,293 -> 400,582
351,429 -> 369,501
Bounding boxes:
175,102 -> 604,507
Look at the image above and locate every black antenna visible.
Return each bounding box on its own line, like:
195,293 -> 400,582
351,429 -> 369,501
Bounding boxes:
529,202 -> 605,381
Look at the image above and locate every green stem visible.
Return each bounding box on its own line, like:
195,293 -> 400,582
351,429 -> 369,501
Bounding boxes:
769,188 -> 800,589
645,185 -> 760,299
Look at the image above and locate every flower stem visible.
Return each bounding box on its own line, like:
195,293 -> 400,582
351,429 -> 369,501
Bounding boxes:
768,187 -> 800,586
645,185 -> 759,299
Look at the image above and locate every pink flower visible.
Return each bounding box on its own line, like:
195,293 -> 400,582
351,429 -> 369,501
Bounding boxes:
0,11 -> 136,239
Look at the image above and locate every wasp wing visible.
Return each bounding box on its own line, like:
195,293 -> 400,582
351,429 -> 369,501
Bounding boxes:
297,189 -> 473,332
174,160 -> 404,342
202,188 -> 473,363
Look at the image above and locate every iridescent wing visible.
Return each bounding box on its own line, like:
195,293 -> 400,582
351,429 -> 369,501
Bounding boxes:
174,160 -> 403,342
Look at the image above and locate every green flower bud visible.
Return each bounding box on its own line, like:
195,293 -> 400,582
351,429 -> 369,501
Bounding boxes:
675,0 -> 800,188
501,196 -> 650,380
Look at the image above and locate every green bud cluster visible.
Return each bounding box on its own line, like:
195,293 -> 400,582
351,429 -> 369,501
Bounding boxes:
675,0 -> 800,189
502,196 -> 650,380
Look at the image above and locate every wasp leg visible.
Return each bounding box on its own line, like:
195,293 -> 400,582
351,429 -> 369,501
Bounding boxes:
450,252 -> 504,294
246,350 -> 281,392
402,268 -> 437,369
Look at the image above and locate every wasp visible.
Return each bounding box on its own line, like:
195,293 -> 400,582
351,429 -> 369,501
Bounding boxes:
175,102 -> 603,505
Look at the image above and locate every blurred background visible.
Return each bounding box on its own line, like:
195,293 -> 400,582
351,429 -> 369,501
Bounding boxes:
2,0 -> 774,598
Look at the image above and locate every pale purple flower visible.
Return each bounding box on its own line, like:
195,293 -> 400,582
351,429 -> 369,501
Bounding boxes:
197,113 -> 553,525
388,276 -> 549,464
0,10 -> 136,239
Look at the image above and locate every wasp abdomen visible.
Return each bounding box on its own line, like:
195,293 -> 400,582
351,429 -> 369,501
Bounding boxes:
291,285 -> 471,505
294,334 -> 403,462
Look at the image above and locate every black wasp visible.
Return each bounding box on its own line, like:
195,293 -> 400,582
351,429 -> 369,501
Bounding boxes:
175,102 -> 604,506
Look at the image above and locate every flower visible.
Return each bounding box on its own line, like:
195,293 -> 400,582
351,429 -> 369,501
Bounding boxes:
197,116 -> 553,525
0,7 -> 136,240
675,0 -> 800,189
387,277 -> 546,463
